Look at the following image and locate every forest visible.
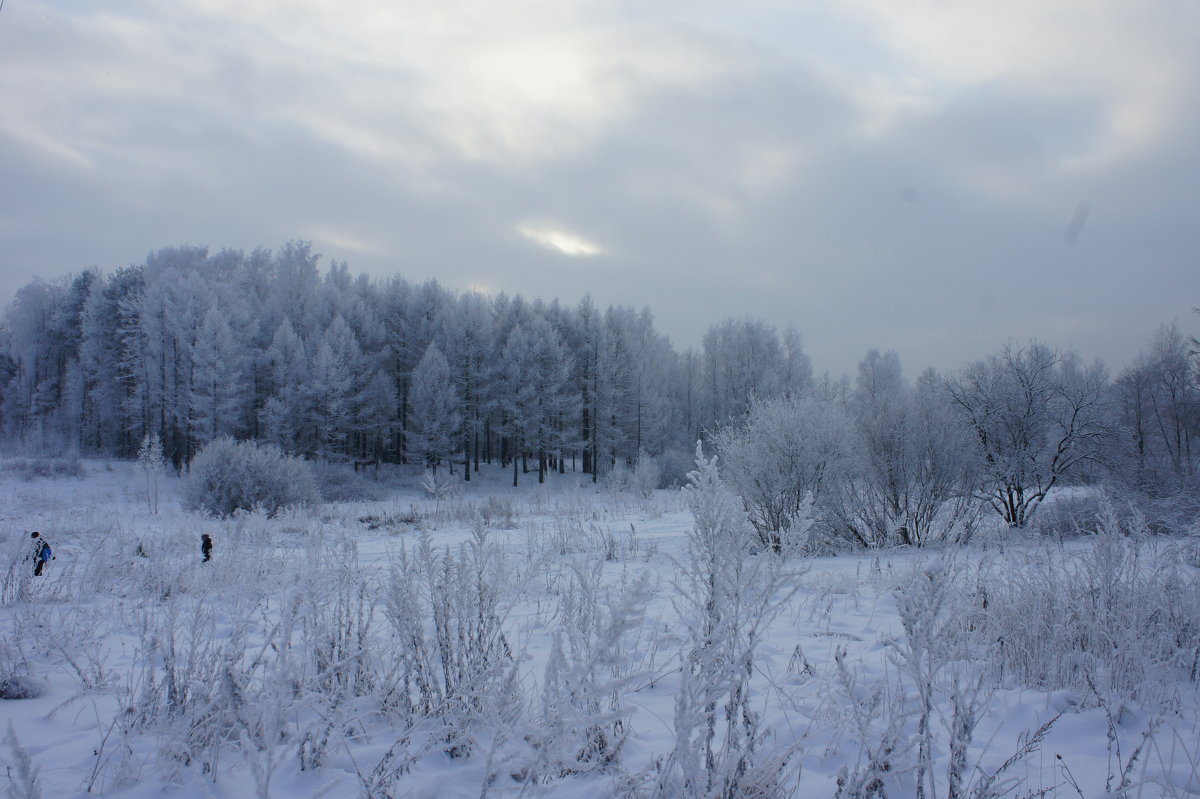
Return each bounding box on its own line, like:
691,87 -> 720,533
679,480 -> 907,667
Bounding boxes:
1,241 -> 1196,538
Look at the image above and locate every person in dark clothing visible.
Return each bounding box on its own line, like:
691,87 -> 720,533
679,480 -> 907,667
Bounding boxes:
31,531 -> 53,576
200,533 -> 213,563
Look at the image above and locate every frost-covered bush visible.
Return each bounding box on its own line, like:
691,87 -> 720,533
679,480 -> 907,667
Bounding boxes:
1104,474 -> 1200,535
309,461 -> 388,502
524,563 -> 646,782
419,468 -> 462,502
715,396 -> 854,551
833,360 -> 983,547
653,445 -> 799,797
184,437 -> 319,518
656,447 -> 696,489
1026,491 -> 1105,538
968,505 -> 1200,707
2,723 -> 42,799
629,452 -> 661,499
1,533 -> 32,606
0,637 -> 43,700
2,456 -> 86,481
137,433 -> 165,514
602,452 -> 662,499
372,525 -> 517,785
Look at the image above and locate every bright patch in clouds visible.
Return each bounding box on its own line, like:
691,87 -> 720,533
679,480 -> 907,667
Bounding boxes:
518,222 -> 602,257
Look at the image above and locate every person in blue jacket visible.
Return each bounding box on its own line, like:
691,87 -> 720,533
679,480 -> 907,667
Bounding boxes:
31,531 -> 53,576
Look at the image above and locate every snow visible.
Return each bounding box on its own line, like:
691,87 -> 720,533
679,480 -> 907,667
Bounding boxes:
1,458 -> 1198,798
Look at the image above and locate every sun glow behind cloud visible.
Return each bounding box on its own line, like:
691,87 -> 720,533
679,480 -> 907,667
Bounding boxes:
517,222 -> 602,257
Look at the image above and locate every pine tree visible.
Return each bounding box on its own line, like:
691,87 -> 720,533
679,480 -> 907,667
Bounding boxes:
406,342 -> 461,471
190,305 -> 246,448
260,318 -> 309,453
307,316 -> 365,459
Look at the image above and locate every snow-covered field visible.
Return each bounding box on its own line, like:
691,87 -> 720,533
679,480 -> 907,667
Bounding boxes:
2,458 -> 1198,798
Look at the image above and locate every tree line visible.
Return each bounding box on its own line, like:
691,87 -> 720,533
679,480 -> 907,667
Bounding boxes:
0,241 -> 1196,531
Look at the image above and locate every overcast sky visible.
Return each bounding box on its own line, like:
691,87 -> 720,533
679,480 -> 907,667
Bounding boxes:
2,0 -> 1197,375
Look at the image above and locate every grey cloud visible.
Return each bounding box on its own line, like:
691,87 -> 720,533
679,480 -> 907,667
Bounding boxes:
1,2 -> 1197,377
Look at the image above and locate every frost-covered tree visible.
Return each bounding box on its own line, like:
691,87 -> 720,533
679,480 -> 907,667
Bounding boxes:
498,324 -> 539,486
306,316 -> 365,458
357,368 -> 398,464
700,317 -> 789,432
436,292 -> 495,479
780,326 -> 814,398
259,319 -> 310,454
134,248 -> 213,467
606,306 -> 677,463
947,341 -> 1109,527
386,279 -> 448,454
78,268 -> 137,453
406,342 -> 460,471
265,240 -> 325,343
575,296 -> 625,482
137,431 -> 166,514
526,316 -> 576,483
189,306 -> 246,448
1,278 -> 72,447
1114,322 -> 1199,491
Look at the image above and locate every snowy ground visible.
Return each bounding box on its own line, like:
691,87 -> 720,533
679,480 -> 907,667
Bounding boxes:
1,458 -> 1198,798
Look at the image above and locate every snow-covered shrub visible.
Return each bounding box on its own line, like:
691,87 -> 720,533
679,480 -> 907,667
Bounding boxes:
380,525 -> 516,767
830,556 -> 1064,799
889,557 -> 974,799
120,594 -> 250,775
137,433 -> 166,514
309,460 -> 388,502
521,563 -> 648,782
830,648 -> 911,799
1105,474 -> 1200,535
715,396 -> 854,551
601,454 -> 662,499
478,496 -> 519,529
968,504 -> 1200,707
656,447 -> 697,489
2,456 -> 86,481
183,437 -> 319,518
0,673 -> 43,701
601,461 -> 631,495
301,537 -> 377,698
833,360 -> 983,547
1027,491 -> 1105,538
630,452 -> 661,499
652,444 -> 799,798
419,468 -> 462,502
0,635 -> 43,700
25,604 -> 109,691
1,533 -> 32,606
289,537 -> 381,772
2,722 -> 42,799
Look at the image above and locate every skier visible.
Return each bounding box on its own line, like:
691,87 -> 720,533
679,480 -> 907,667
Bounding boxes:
30,531 -> 53,576
200,533 -> 213,563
